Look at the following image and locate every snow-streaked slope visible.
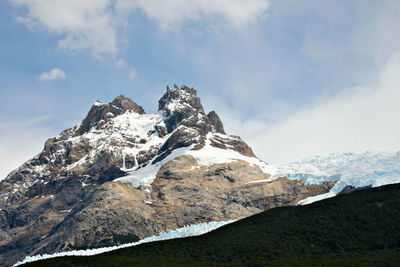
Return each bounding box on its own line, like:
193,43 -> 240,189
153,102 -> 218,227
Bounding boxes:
115,132 -> 274,188
115,145 -> 194,187
13,220 -> 235,266
189,133 -> 275,174
64,111 -> 166,172
270,151 -> 400,204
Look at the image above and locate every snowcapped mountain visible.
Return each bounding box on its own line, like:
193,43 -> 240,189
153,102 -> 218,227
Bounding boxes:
1,86 -> 261,202
12,150 -> 400,266
0,85 -> 346,266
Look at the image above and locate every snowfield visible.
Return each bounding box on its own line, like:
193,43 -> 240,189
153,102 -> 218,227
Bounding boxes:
115,132 -> 275,188
117,142 -> 400,205
13,220 -> 235,266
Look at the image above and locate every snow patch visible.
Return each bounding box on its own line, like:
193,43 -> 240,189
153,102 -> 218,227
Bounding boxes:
115,146 -> 193,187
115,133 -> 274,188
188,138 -> 275,176
245,179 -> 272,184
93,101 -> 104,107
59,209 -> 71,213
61,111 -> 166,173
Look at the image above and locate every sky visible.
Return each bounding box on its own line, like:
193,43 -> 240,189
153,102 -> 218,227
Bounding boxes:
0,0 -> 399,179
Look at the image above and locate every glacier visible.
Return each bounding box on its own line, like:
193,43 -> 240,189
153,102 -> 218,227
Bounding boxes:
271,151 -> 400,204
13,220 -> 235,266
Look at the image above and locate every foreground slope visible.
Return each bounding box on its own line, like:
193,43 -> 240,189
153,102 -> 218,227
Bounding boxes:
0,85 -> 333,266
25,183 -> 400,266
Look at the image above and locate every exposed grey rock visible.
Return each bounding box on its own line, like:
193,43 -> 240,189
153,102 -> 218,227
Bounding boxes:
207,111 -> 225,134
79,95 -> 145,135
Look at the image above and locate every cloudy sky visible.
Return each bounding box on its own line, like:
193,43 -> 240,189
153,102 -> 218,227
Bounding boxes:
1,0 -> 399,179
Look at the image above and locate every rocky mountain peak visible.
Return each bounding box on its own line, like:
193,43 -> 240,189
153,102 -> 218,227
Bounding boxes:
78,95 -> 145,135
0,84 -> 338,267
111,95 -> 145,114
158,85 -> 204,114
157,85 -> 223,137
0,85 -> 254,201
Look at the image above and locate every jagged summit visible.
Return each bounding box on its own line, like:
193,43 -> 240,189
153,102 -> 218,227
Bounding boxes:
159,85 -> 204,115
1,85 -> 256,204
158,85 -> 226,137
80,85 -> 223,137
79,95 -> 145,135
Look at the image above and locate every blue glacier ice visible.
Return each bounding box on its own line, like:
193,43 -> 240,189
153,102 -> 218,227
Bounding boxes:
272,151 -> 400,204
13,220 -> 235,266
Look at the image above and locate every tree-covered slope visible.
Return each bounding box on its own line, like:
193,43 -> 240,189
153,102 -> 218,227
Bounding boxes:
24,183 -> 400,266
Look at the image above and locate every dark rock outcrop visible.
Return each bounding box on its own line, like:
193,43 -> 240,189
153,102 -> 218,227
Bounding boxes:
207,111 -> 225,134
158,85 -> 205,133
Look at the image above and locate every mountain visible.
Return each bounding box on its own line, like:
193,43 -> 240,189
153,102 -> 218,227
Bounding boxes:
21,182 -> 400,266
0,85 -> 334,266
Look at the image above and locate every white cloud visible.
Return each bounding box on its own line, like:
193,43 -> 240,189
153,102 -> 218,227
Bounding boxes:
12,0 -> 117,57
116,0 -> 270,29
203,0 -> 400,164
0,117 -> 54,180
221,53 -> 400,163
38,68 -> 66,81
129,69 -> 137,80
11,0 -> 270,57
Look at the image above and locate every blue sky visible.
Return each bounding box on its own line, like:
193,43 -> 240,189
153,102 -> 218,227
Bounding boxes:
1,0 -> 400,179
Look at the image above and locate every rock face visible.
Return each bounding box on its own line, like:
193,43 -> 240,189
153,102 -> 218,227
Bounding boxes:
79,95 -> 145,135
0,85 -> 334,266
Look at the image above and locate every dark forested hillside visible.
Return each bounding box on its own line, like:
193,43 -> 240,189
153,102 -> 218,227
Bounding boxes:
25,183 -> 400,266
